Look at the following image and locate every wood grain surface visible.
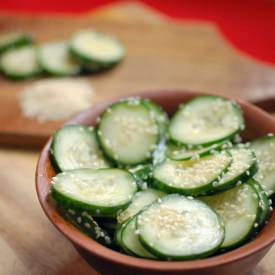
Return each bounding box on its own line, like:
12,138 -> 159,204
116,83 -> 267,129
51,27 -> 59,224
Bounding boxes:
0,2 -> 275,147
0,147 -> 274,275
0,3 -> 274,275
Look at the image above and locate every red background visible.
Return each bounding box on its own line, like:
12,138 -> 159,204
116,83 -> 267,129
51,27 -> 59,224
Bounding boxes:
0,0 -> 275,65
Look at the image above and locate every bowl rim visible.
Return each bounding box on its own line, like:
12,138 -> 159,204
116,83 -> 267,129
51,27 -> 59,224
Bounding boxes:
36,90 -> 275,272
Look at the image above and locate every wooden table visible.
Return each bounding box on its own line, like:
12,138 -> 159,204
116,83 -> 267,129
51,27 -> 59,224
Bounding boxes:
0,148 -> 274,275
0,3 -> 274,275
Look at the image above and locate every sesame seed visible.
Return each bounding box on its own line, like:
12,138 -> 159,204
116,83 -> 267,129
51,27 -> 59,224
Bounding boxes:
68,209 -> 76,215
84,222 -> 91,229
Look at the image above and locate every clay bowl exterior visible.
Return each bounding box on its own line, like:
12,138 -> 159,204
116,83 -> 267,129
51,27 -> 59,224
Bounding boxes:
36,91 -> 275,275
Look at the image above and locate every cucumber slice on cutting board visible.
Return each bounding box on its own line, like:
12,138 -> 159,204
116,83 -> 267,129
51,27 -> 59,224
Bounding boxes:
0,32 -> 32,53
70,30 -> 125,70
38,41 -> 81,76
0,45 -> 41,79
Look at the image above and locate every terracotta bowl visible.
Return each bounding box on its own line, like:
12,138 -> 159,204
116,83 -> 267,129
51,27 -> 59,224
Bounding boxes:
36,91 -> 275,275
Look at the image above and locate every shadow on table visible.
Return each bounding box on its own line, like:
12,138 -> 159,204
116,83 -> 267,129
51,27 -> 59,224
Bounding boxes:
247,265 -> 274,275
56,256 -> 99,275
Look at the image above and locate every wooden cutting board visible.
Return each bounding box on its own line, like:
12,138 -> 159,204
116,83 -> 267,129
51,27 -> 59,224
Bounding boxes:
0,2 -> 275,148
0,4 -> 275,275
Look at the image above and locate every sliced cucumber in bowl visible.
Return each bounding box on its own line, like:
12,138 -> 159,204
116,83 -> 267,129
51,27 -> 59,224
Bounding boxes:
97,98 -> 160,165
202,181 -> 260,251
249,179 -> 272,229
153,151 -> 232,196
120,215 -> 156,259
127,164 -> 153,189
58,205 -> 113,247
166,140 -> 228,161
136,194 -> 225,260
251,135 -> 275,196
117,188 -> 165,224
141,99 -> 168,136
51,168 -> 137,216
51,124 -> 110,172
210,146 -> 257,193
169,96 -> 244,147
46,94 -> 274,261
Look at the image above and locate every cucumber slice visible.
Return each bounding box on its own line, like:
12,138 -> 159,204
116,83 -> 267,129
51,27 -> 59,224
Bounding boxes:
120,216 -> 156,259
51,125 -> 110,172
251,135 -> 275,196
97,98 -> 159,165
169,96 -> 244,146
0,45 -> 41,79
58,206 -> 112,246
153,151 -> 232,196
202,183 -> 260,250
248,179 -> 272,229
51,168 -> 137,216
0,32 -> 32,53
141,99 -> 168,136
117,188 -> 165,224
211,146 -> 257,193
137,194 -> 224,260
127,164 -> 153,189
70,30 -> 125,70
166,140 -> 228,161
115,224 -> 124,247
38,41 -> 81,76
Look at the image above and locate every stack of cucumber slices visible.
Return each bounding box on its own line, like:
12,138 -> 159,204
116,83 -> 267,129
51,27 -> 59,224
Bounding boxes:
49,95 -> 274,261
0,30 -> 125,80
